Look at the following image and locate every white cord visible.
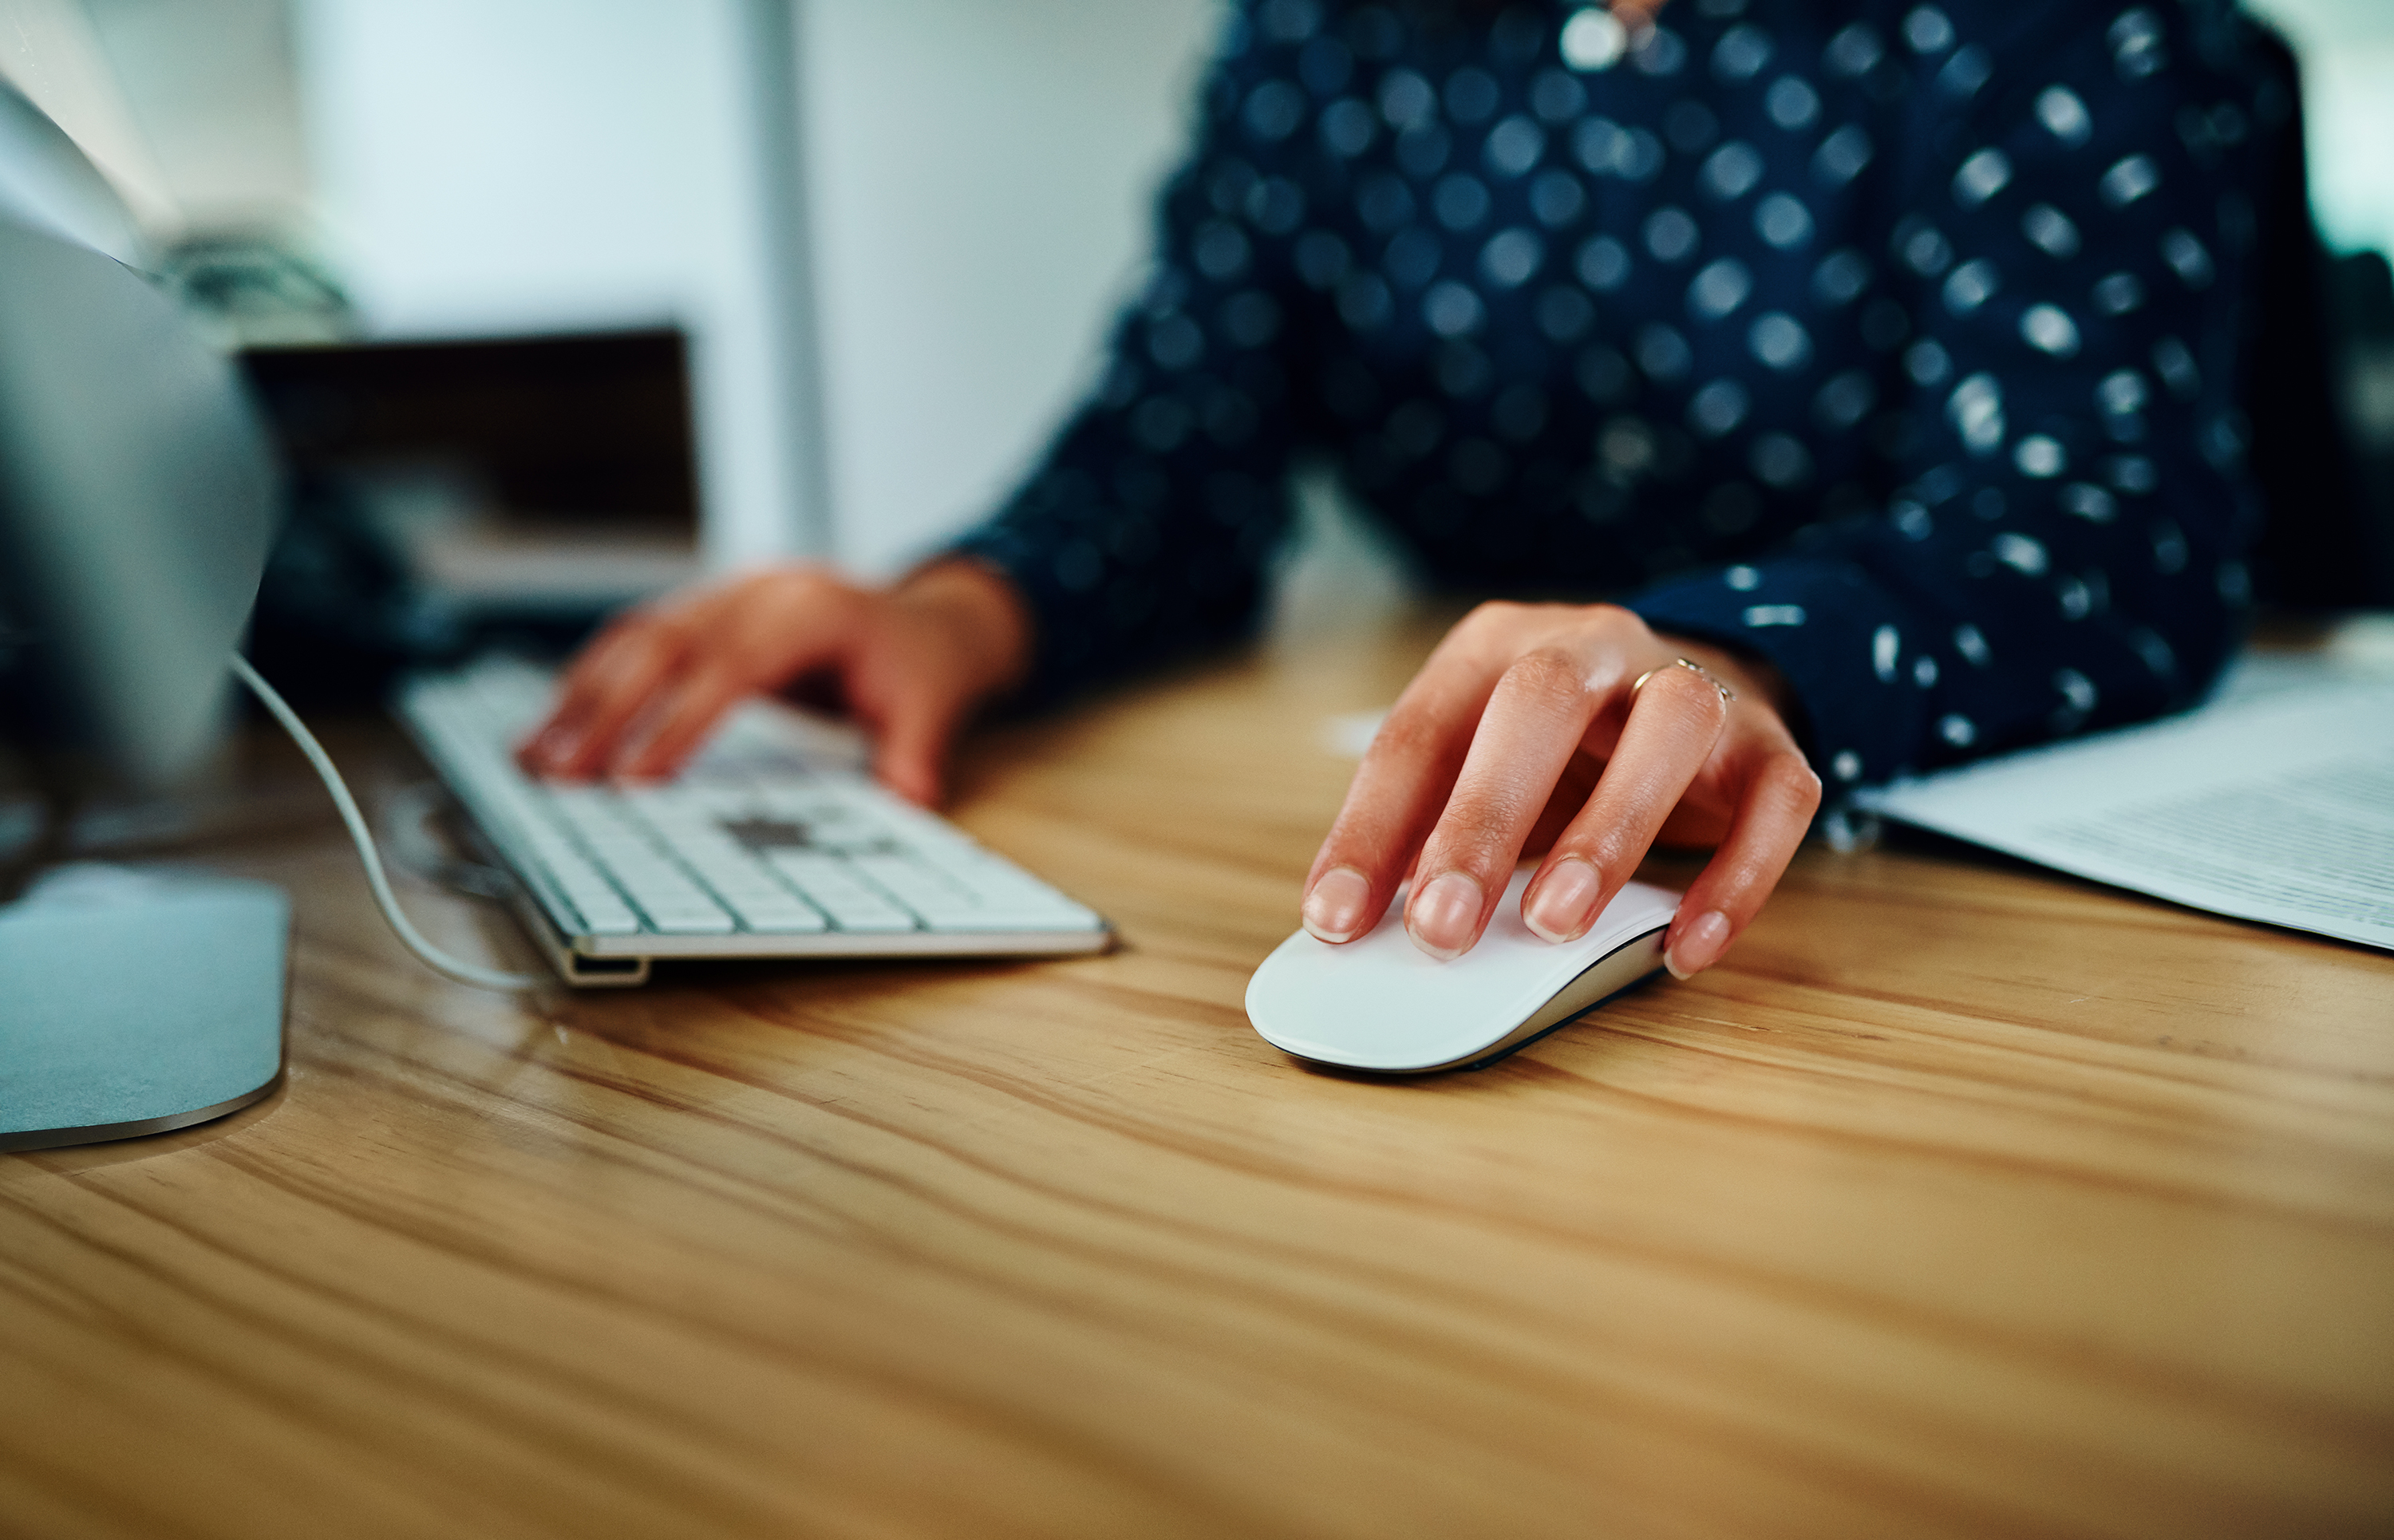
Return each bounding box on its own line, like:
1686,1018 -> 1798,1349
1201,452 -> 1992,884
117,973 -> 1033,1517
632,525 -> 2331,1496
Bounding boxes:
231,655 -> 546,992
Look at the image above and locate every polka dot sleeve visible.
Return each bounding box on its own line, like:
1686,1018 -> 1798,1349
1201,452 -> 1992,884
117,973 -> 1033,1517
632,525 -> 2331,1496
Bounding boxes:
950,0 -> 2284,768
1625,3 -> 2279,785
950,9 -> 1310,703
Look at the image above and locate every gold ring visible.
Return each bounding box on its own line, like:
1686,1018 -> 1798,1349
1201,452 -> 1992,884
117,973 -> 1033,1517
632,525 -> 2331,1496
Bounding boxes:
1631,657 -> 1736,705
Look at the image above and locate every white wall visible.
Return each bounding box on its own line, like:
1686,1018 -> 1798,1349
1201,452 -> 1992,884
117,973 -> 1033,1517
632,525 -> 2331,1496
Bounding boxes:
2244,0 -> 2394,260
81,0 -> 310,232
291,0 -> 808,567
286,0 -> 1223,579
803,0 -> 1222,576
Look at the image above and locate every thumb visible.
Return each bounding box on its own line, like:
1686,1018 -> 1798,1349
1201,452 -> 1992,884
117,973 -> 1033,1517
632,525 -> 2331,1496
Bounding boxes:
863,673 -> 972,808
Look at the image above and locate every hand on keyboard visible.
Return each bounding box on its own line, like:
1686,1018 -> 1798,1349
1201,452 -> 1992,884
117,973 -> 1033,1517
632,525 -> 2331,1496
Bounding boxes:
407,660 -> 1108,959
517,560 -> 1030,804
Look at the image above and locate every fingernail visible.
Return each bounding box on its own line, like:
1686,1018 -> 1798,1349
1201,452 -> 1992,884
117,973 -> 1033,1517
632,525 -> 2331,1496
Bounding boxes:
1302,866 -> 1373,942
1665,910 -> 1732,980
1524,856 -> 1602,943
1407,871 -> 1484,961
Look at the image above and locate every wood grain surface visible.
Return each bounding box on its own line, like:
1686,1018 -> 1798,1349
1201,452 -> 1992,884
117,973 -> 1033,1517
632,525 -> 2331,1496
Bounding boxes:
4,618 -> 2391,1539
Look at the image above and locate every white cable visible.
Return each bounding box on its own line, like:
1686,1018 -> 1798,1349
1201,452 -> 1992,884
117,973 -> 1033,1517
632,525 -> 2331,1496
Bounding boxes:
231,655 -> 546,992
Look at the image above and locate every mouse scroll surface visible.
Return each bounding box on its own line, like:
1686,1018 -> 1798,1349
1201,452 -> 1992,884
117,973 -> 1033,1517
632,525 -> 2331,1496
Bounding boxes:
1245,869 -> 1681,1074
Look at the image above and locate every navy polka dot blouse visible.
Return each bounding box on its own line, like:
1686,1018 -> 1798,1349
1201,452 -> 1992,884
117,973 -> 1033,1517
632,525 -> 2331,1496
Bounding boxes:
948,0 -> 2290,788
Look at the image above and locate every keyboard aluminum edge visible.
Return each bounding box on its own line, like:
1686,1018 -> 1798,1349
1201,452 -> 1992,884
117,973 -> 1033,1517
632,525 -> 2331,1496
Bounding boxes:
565,926 -> 1114,961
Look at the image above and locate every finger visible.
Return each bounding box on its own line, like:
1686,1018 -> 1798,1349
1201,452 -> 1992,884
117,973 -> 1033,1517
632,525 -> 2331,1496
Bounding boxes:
517,622 -> 639,773
1517,661 -> 1732,944
1519,748 -> 1606,859
1401,642 -> 1638,959
1662,745 -> 1820,978
1299,604 -> 1546,944
836,607 -> 973,808
521,610 -> 707,778
1653,792 -> 1735,849
863,675 -> 973,807
611,581 -> 867,779
522,582 -> 745,774
611,658 -> 752,780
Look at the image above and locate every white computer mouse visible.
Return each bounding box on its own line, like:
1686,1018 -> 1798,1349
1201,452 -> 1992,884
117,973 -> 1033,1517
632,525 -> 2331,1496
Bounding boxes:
1246,867 -> 1681,1074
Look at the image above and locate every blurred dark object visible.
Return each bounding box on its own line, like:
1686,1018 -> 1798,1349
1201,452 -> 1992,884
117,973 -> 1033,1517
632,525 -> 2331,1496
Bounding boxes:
243,329 -> 700,531
2241,29 -> 2394,610
160,231 -> 355,349
2327,254 -> 2394,578
237,329 -> 705,707
239,468 -> 464,710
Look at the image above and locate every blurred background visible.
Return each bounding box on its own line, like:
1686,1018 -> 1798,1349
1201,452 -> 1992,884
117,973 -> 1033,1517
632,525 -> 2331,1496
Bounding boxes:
0,0 -> 2386,699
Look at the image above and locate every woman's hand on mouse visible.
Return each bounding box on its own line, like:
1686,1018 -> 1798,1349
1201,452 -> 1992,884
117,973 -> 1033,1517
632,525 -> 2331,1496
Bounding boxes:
1299,602 -> 1821,979
515,559 -> 1029,806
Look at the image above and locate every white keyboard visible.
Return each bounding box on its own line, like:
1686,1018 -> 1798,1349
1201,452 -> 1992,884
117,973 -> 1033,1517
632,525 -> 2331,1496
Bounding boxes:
395,659 -> 1108,985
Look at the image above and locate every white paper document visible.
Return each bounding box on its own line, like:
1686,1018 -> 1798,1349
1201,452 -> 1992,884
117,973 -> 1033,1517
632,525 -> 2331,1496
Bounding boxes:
1855,660 -> 2394,952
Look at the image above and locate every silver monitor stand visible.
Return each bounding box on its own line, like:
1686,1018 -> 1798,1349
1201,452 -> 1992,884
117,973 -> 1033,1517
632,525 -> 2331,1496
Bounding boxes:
0,870 -> 286,1151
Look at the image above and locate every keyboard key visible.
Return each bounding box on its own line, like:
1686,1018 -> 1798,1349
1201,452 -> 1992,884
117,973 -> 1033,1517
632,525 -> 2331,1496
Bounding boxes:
538,851 -> 643,934
766,852 -> 917,932
606,863 -> 734,933
722,894 -> 829,933
849,854 -> 1096,931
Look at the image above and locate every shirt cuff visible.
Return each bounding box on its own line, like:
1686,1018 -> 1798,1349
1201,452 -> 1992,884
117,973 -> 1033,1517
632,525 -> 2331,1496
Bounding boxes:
1625,558 -> 1930,792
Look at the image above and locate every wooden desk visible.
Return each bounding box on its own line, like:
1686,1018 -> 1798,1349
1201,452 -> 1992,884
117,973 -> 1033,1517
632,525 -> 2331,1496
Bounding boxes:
5,622 -> 2392,1539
